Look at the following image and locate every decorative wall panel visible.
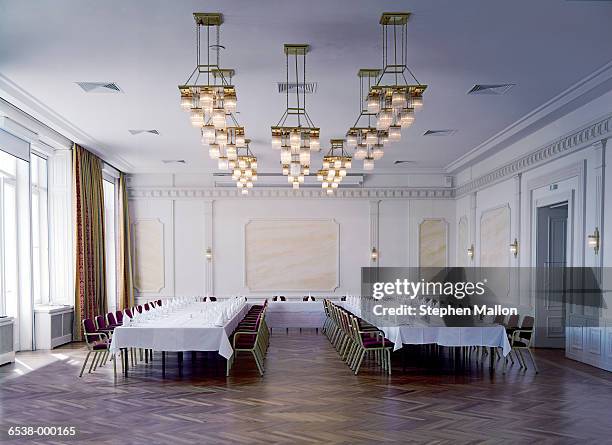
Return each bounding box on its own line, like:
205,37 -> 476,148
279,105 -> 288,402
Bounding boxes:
480,206 -> 510,267
245,219 -> 339,291
419,219 -> 447,267
133,219 -> 165,292
457,216 -> 469,267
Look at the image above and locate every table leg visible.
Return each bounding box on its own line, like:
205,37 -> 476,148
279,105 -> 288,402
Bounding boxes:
123,348 -> 129,377
178,351 -> 183,377
162,351 -> 166,378
489,347 -> 495,371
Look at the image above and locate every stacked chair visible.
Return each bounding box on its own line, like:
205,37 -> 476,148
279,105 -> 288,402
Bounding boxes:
79,299 -> 163,377
228,300 -> 269,376
323,299 -> 394,375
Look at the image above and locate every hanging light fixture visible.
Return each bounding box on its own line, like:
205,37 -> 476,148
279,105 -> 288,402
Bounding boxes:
367,12 -> 427,142
231,139 -> 257,196
177,13 -> 250,172
271,44 -> 320,189
317,139 -> 351,195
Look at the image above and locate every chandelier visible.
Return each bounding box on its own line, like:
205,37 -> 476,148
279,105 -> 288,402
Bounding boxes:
316,139 -> 352,195
345,69 -> 387,171
231,139 -> 258,195
366,12 -> 426,142
271,44 -> 320,189
178,13 -> 250,173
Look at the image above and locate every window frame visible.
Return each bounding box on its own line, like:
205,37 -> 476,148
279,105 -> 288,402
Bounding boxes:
30,151 -> 51,305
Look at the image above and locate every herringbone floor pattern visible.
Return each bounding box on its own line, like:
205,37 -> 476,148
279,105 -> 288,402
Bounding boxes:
1,332 -> 611,444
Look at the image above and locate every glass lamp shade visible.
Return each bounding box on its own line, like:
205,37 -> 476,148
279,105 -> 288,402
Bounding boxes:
246,181 -> 254,188
280,149 -> 292,165
323,160 -> 330,169
287,175 -> 295,183
236,181 -> 244,188
303,167 -> 310,175
233,168 -> 241,177
339,168 -> 347,177
228,160 -> 236,169
180,94 -> 193,110
216,130 -> 227,147
224,94 -> 237,112
366,131 -> 377,146
271,134 -> 282,149
372,145 -> 384,160
251,161 -> 258,169
333,159 -> 342,169
317,173 -> 324,181
290,161 -> 301,177
235,134 -> 245,147
290,130 -> 301,150
326,188 -> 334,195
354,145 -> 367,160
226,144 -> 237,160
346,133 -> 357,148
322,181 -> 329,188
345,160 -> 352,169
245,169 -> 253,178
238,159 -> 247,169
209,144 -> 220,159
389,125 -> 401,142
202,125 -> 216,144
190,109 -> 204,127
327,169 -> 336,179
331,181 -> 339,189
400,110 -> 415,128
252,173 -> 258,181
310,136 -> 320,152
411,95 -> 423,110
217,156 -> 229,170
241,188 -> 249,195
376,110 -> 392,130
282,166 -> 289,175
212,109 -> 226,129
298,175 -> 305,183
363,157 -> 375,171
391,90 -> 406,109
292,182 -> 299,189
200,90 -> 214,110
333,175 -> 342,183
367,93 -> 380,113
299,149 -> 310,165
240,176 -> 248,183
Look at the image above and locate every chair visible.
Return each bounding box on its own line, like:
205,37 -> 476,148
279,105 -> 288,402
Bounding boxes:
509,316 -> 538,373
229,306 -> 269,376
144,303 -> 150,311
95,315 -> 115,335
135,305 -> 143,313
209,296 -> 217,302
80,318 -> 118,377
157,299 -> 162,306
115,310 -> 124,325
106,312 -> 121,328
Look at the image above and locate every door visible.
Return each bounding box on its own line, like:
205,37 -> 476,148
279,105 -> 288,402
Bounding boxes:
534,202 -> 568,348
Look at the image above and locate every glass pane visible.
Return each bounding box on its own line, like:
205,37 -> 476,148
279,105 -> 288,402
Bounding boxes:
30,154 -> 49,304
4,182 -> 18,318
103,179 -> 117,313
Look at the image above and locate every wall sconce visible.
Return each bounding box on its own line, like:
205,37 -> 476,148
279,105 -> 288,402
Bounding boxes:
205,247 -> 213,261
371,247 -> 378,262
467,244 -> 474,260
587,227 -> 600,255
509,238 -> 519,257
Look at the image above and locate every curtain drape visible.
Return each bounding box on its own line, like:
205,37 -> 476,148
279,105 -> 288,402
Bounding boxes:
117,172 -> 134,310
73,144 -> 106,340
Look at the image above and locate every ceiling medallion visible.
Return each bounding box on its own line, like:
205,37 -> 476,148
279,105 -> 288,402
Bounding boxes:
271,44 -> 320,190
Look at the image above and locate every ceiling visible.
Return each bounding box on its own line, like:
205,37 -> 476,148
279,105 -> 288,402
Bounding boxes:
1,0 -> 612,175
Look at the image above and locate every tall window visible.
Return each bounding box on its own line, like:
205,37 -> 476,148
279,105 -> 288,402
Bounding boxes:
0,150 -> 18,317
103,178 -> 117,313
31,154 -> 50,304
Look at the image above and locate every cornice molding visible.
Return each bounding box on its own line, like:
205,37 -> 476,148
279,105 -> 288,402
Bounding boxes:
128,186 -> 455,200
455,113 -> 612,197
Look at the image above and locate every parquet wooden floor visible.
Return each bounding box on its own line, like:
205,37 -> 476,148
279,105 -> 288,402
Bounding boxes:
1,332 -> 611,444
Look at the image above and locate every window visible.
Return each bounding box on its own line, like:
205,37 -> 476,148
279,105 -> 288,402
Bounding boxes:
103,178 -> 117,313
31,154 -> 50,304
0,150 -> 18,317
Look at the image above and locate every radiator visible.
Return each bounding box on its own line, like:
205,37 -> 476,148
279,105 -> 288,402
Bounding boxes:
0,317 -> 15,366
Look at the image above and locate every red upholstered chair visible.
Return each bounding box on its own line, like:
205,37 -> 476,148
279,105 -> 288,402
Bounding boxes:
107,312 -> 121,328
136,305 -> 143,313
80,318 -> 117,377
115,310 -> 124,324
144,303 -> 150,311
157,299 -> 162,306
95,314 -> 115,334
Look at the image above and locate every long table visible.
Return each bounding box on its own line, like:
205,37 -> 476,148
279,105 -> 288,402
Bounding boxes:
109,302 -> 249,376
340,302 -> 511,357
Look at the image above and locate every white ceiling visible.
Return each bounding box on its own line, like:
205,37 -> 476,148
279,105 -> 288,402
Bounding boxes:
1,0 -> 612,174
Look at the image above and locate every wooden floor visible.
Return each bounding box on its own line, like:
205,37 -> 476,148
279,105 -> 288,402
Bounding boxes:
1,332 -> 611,444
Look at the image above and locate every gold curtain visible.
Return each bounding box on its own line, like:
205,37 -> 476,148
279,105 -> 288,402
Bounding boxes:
118,172 -> 134,310
73,144 -> 107,340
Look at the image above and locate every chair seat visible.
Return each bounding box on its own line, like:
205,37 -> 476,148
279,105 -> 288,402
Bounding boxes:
92,340 -> 111,350
234,334 -> 257,349
362,338 -> 394,348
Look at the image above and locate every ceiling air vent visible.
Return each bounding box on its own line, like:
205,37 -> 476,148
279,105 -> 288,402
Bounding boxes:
277,82 -> 318,94
467,84 -> 515,95
162,160 -> 186,164
423,129 -> 457,137
128,129 -> 160,135
76,82 -> 123,93
394,160 -> 416,165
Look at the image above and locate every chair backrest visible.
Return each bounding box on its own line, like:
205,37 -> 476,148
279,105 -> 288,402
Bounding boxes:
150,301 -> 156,308
125,308 -> 133,319
209,297 -> 217,302
107,312 -> 117,326
82,318 -> 99,343
521,315 -> 534,329
493,314 -> 505,325
340,296 -> 346,301
506,314 -> 519,328
303,296 -> 309,301
144,303 -> 150,311
115,310 -> 124,323
136,305 -> 143,313
157,299 -> 162,306
279,296 -> 286,301
95,315 -> 108,330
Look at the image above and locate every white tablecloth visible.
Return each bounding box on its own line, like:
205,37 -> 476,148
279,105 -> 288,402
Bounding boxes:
109,303 -> 249,359
340,303 -> 511,356
266,301 -> 325,328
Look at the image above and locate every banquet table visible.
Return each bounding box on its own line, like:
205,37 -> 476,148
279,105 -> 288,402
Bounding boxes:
266,301 -> 325,330
339,302 -> 511,362
109,302 -> 249,376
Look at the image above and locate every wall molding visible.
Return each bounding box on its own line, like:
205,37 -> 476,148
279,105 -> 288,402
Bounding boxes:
456,113 -> 612,197
128,186 -> 455,200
